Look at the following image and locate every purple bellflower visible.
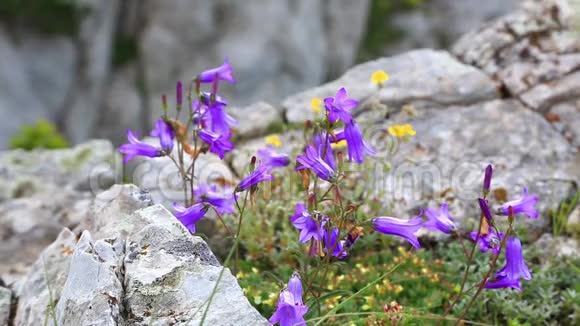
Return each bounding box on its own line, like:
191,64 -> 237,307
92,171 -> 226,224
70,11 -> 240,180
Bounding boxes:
173,203 -> 208,233
500,188 -> 539,219
269,273 -> 308,326
323,227 -> 348,259
423,204 -> 456,234
485,276 -> 522,292
198,58 -> 236,84
119,130 -> 160,163
258,146 -> 290,171
199,129 -> 234,159
150,119 -> 175,152
197,92 -> 238,136
342,121 -> 376,164
470,229 -> 504,255
373,215 -> 423,248
194,183 -> 235,215
290,203 -> 323,243
296,137 -> 337,181
323,87 -> 358,124
237,163 -> 275,191
496,236 -> 532,281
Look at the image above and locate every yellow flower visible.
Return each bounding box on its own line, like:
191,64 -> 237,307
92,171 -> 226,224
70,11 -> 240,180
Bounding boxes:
331,139 -> 347,150
371,70 -> 390,86
388,124 -> 416,138
310,97 -> 323,113
265,134 -> 282,147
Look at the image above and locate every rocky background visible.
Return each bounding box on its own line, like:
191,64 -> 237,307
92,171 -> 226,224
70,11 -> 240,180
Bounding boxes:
0,0 -> 527,148
0,0 -> 579,325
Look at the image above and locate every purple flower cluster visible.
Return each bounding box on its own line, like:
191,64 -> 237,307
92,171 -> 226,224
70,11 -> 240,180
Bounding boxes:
289,204 -> 349,258
295,87 -> 376,181
269,273 -> 308,326
119,120 -> 175,163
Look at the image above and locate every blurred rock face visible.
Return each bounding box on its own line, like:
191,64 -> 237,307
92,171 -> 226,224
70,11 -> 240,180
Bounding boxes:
0,0 -> 370,148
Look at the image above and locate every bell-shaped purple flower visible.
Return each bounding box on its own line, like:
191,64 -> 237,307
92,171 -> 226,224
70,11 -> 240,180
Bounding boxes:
290,203 -> 322,243
496,236 -> 532,281
269,273 -> 308,326
478,198 -> 493,222
199,129 -> 234,159
500,188 -> 538,219
194,183 -> 235,215
373,215 -> 422,248
198,58 -> 236,84
324,87 -> 358,124
173,202 -> 208,233
470,229 -> 504,255
483,164 -> 493,193
485,276 -> 522,292
296,137 -> 336,181
236,163 -> 275,191
150,119 -> 175,152
119,130 -> 160,163
423,203 -> 456,234
342,121 -> 376,164
323,227 -> 347,259
195,92 -> 238,136
258,146 -> 290,171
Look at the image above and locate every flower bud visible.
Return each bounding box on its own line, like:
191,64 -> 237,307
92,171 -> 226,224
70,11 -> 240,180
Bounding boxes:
478,198 -> 493,222
162,94 -> 168,115
176,81 -> 183,110
483,164 -> 493,196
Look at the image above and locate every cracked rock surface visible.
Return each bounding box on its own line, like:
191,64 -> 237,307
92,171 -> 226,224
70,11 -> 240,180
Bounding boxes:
13,185 -> 268,325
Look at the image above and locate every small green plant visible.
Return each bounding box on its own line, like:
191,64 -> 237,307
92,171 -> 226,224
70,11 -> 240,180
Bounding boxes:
9,119 -> 69,150
550,191 -> 579,237
0,0 -> 87,36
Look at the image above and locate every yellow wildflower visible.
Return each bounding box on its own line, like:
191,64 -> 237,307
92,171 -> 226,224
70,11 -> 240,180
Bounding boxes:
388,124 -> 416,138
371,70 -> 390,86
265,134 -> 282,147
331,139 -> 347,150
310,97 -> 323,113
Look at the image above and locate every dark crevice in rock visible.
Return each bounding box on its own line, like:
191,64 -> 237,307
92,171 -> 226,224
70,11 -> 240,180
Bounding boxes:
8,291 -> 17,326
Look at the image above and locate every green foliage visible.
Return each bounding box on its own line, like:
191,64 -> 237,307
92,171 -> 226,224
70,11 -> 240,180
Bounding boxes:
113,35 -> 139,67
0,0 -> 86,35
550,191 -> 579,237
358,0 -> 427,61
9,119 -> 69,150
442,242 -> 580,325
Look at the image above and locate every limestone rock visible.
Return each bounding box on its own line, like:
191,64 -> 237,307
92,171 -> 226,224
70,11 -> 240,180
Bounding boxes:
0,140 -> 119,201
0,193 -> 90,284
0,140 -> 119,283
13,184 -> 268,325
55,231 -> 124,326
123,205 -> 268,325
531,233 -> 580,263
384,0 -> 520,55
231,102 -> 282,139
0,286 -> 11,326
283,49 -> 499,124
14,228 -> 78,325
140,0 -> 370,115
62,0 -> 120,143
363,99 -> 577,240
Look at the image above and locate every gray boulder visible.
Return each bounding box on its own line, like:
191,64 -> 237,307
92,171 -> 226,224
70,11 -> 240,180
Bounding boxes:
283,49 -> 499,124
0,286 -> 11,326
13,184 -> 268,325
